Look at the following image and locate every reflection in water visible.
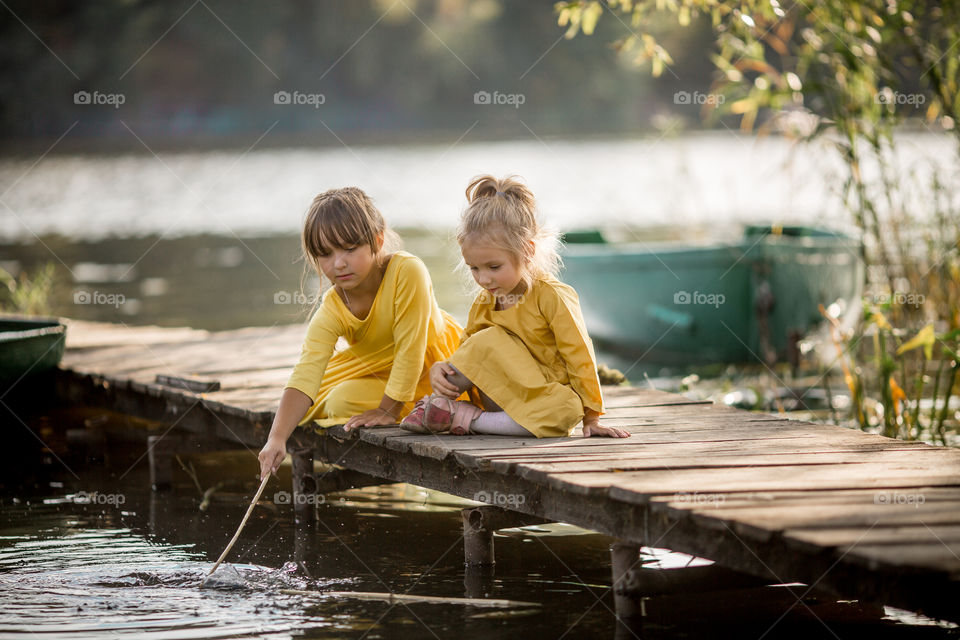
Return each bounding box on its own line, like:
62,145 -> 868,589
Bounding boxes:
0,231 -> 470,331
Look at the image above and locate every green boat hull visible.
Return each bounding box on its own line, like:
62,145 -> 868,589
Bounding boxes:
0,317 -> 67,385
560,226 -> 864,364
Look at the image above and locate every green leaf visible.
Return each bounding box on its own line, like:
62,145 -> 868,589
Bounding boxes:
940,327 -> 960,342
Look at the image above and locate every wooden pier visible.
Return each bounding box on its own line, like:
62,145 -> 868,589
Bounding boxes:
54,319 -> 960,622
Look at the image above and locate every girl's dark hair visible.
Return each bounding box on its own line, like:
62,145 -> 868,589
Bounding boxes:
301,187 -> 390,277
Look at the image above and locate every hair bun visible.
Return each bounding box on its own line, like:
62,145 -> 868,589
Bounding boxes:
464,174 -> 536,207
465,175 -> 502,203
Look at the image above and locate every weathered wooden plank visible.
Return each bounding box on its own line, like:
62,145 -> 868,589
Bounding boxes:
155,373 -> 221,393
63,319 -> 210,348
539,461 -> 960,498
493,448 -> 959,477
649,486 -> 960,508
598,417 -> 793,429
785,525 -> 960,549
680,500 -> 960,532
600,387 -> 710,404
64,344 -> 300,379
471,440 -> 926,466
469,437 -> 926,463
844,543 -> 960,572
428,429 -> 911,459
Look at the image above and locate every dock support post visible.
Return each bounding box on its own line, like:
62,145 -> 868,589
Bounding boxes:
461,506 -> 549,599
463,508 -> 495,566
611,542 -> 643,619
461,506 -> 550,566
290,447 -> 317,522
147,433 -> 184,491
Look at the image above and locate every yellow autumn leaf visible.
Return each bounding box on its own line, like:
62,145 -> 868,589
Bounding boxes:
888,376 -> 907,418
896,323 -> 935,360
652,54 -> 664,77
729,98 -> 755,114
581,2 -> 603,35
871,311 -> 891,330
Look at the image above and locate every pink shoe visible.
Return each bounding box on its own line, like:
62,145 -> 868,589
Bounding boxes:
424,396 -> 483,436
400,395 -> 432,433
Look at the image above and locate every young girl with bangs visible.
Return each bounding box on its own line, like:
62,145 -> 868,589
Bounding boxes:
258,187 -> 462,479
400,175 -> 630,439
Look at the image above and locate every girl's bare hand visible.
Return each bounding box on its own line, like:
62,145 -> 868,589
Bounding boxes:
582,421 -> 630,438
258,438 -> 286,479
344,408 -> 398,432
429,361 -> 461,398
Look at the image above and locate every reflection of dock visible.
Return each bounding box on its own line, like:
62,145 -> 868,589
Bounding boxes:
58,319 -> 960,623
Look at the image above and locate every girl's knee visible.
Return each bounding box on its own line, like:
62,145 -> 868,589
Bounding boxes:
323,378 -> 383,417
445,365 -> 473,393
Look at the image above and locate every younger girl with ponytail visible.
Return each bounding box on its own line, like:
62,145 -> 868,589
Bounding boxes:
400,175 -> 630,439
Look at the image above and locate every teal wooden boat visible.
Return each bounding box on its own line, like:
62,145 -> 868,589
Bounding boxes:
0,317 -> 67,385
561,225 -> 865,365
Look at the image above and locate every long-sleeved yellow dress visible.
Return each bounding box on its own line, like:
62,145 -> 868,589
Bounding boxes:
286,251 -> 461,427
448,276 -> 604,437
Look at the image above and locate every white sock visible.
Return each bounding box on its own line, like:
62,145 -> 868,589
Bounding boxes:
470,411 -> 532,436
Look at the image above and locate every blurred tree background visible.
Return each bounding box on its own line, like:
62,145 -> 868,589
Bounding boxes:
0,0 -> 722,151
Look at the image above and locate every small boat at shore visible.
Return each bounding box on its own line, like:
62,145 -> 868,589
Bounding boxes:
561,225 -> 865,365
0,317 -> 67,385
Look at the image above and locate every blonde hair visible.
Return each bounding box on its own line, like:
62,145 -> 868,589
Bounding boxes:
457,174 -> 561,288
301,187 -> 399,279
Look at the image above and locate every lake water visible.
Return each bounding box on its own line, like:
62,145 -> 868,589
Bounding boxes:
2,132 -> 955,240
2,132 -> 955,334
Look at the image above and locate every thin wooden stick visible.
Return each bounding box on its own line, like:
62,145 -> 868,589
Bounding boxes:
279,589 -> 540,608
205,474 -> 271,578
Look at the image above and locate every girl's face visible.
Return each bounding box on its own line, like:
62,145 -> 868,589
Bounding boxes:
461,239 -> 525,307
316,239 -> 381,293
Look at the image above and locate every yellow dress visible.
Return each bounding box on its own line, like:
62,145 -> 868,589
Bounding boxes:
285,251 -> 461,427
448,276 -> 604,437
